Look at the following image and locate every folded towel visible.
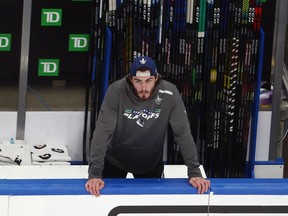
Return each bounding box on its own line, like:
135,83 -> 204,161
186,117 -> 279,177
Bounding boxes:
0,161 -> 18,165
0,144 -> 31,165
32,161 -> 71,165
0,156 -> 18,164
31,144 -> 71,162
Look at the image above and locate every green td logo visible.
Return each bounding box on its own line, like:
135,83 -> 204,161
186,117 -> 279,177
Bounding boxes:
0,34 -> 11,51
41,9 -> 62,26
69,34 -> 89,51
38,59 -> 59,76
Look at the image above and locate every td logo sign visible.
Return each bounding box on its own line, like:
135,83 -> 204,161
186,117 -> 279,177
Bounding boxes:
41,9 -> 62,26
38,59 -> 59,76
69,34 -> 89,51
0,34 -> 11,51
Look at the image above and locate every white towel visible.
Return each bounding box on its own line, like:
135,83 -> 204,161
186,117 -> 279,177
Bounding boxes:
0,156 -> 18,164
0,161 -> 18,165
31,144 -> 71,162
32,161 -> 71,165
0,144 -> 31,165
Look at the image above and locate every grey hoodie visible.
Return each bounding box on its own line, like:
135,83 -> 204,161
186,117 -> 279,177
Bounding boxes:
88,76 -> 201,179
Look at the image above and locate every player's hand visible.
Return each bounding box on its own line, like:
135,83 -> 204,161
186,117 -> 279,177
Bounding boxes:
189,177 -> 210,194
85,178 -> 105,197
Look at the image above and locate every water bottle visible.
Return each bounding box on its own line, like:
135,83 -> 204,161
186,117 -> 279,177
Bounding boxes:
10,138 -> 15,144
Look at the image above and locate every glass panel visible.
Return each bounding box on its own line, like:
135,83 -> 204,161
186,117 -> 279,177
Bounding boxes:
26,0 -> 92,111
0,0 -> 23,111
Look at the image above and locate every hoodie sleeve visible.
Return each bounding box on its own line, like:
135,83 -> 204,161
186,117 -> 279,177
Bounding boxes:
168,85 -> 202,178
88,84 -> 119,179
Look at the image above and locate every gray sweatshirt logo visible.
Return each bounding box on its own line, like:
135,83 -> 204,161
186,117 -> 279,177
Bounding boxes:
123,109 -> 161,127
155,95 -> 163,105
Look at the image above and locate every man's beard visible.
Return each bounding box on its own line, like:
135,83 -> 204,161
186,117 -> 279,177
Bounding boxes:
138,91 -> 150,100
